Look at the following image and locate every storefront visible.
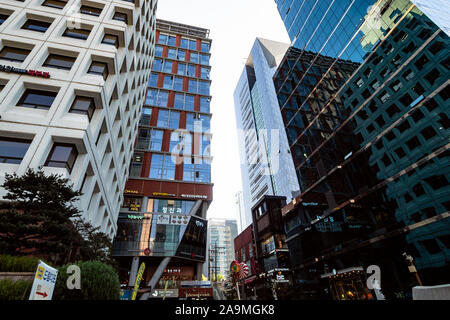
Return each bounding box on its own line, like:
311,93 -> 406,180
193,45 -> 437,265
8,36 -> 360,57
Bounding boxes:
321,267 -> 376,300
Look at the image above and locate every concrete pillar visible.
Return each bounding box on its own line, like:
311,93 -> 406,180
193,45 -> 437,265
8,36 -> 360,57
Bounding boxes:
128,257 -> 140,287
140,257 -> 171,300
196,262 -> 204,281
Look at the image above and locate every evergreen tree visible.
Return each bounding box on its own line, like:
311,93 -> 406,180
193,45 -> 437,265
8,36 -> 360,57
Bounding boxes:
0,168 -> 113,266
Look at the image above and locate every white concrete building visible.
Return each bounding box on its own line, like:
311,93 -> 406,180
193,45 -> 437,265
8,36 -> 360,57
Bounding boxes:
233,38 -> 300,229
0,0 -> 157,238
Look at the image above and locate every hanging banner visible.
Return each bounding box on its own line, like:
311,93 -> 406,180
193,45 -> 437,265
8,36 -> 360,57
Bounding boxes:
29,261 -> 58,300
131,262 -> 146,300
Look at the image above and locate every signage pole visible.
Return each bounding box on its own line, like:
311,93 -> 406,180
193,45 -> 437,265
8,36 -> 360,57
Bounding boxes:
235,278 -> 241,300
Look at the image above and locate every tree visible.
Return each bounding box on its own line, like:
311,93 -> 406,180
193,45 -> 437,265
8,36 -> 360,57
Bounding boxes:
0,168 -> 113,266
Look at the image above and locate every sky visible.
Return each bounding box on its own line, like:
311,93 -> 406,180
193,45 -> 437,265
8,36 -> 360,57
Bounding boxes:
156,0 -> 291,223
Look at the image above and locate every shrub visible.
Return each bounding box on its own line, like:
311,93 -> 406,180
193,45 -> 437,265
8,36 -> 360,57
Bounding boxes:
0,255 -> 41,273
53,260 -> 120,300
0,279 -> 32,300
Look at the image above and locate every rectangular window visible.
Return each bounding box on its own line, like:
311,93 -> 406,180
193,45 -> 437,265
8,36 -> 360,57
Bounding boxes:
180,38 -> 188,49
157,109 -> 169,127
174,93 -> 184,109
167,48 -> 177,60
190,52 -> 198,64
155,45 -> 163,57
45,143 -> 78,173
0,47 -> 31,63
145,89 -> 157,105
43,54 -> 76,70
129,152 -> 143,177
199,54 -> 209,65
173,77 -> 183,91
168,111 -> 180,129
88,61 -> 108,80
188,40 -> 197,51
201,42 -> 210,53
200,67 -> 210,79
158,34 -> 168,45
163,60 -> 172,73
152,58 -> 162,71
80,5 -> 102,17
157,91 -> 169,107
177,63 -> 186,75
149,154 -> 164,179
0,137 -> 31,164
168,36 -> 176,47
102,34 -> 119,48
113,11 -> 128,24
188,79 -> 197,94
177,49 -> 185,61
187,64 -> 196,77
200,97 -> 210,113
62,27 -> 90,40
69,96 -> 95,120
150,130 -> 163,151
17,89 -> 57,110
163,155 -> 175,180
21,19 -> 51,33
163,75 -> 173,89
185,95 -> 195,111
42,0 -> 66,9
186,113 -> 195,131
139,107 -> 151,125
148,72 -> 158,87
198,81 -> 210,95
183,157 -> 195,181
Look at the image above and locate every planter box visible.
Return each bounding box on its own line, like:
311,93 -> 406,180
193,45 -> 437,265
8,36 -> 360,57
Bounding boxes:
0,272 -> 34,282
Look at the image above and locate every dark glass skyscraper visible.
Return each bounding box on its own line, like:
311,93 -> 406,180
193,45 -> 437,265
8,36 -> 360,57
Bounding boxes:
274,0 -> 449,300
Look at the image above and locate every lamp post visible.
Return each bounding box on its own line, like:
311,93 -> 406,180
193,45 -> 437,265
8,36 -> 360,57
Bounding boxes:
403,253 -> 423,286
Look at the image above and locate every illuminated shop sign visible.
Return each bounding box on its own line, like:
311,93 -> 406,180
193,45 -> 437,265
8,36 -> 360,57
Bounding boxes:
181,194 -> 208,199
127,215 -> 143,220
0,64 -> 50,78
153,192 -> 176,197
124,189 -> 139,194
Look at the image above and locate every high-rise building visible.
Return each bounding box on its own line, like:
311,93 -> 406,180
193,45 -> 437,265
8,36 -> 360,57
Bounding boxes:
274,0 -> 449,299
0,0 -> 157,236
112,19 -> 213,300
235,191 -> 246,233
206,218 -> 238,280
233,38 -> 300,230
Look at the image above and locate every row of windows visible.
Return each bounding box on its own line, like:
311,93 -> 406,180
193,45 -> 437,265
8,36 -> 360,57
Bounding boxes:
137,106 -> 210,132
148,154 -> 211,183
0,137 -> 77,173
157,33 -> 210,53
0,46 -> 111,79
155,45 -> 210,65
152,58 -> 210,78
136,128 -> 211,156
0,0 -> 135,22
147,78 -> 210,99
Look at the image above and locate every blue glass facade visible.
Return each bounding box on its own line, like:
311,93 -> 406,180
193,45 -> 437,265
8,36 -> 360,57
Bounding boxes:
274,0 -> 449,299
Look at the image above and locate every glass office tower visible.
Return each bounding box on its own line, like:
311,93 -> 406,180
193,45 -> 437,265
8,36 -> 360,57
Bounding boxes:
112,19 -> 213,299
274,0 -> 449,300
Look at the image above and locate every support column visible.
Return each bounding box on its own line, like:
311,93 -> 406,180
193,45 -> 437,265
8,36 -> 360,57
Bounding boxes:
128,257 -> 140,287
140,257 -> 171,300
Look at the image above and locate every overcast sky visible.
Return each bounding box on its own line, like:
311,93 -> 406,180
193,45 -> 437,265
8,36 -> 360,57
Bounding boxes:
156,0 -> 290,222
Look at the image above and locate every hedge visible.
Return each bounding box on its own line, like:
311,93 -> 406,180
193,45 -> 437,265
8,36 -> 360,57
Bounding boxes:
53,260 -> 120,300
0,255 -> 41,273
0,279 -> 32,300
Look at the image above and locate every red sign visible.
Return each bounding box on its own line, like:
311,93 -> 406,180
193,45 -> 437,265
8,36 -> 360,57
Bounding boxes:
179,288 -> 213,298
0,64 -> 50,78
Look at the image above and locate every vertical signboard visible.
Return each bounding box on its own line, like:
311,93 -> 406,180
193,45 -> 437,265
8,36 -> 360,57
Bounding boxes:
29,261 -> 58,300
131,262 -> 146,300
